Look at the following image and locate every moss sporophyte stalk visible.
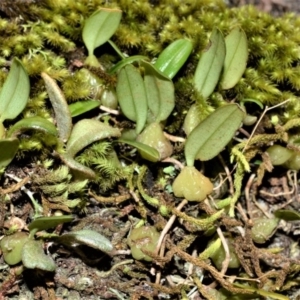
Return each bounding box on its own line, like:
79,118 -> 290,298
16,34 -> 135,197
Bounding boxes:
1,0 -> 300,299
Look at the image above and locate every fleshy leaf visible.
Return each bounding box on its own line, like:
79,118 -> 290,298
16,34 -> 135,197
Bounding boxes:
7,116 -> 58,138
142,61 -> 175,123
185,104 -> 244,166
60,154 -> 96,179
116,64 -> 147,134
66,119 -> 121,157
82,8 -> 122,57
154,39 -> 193,79
0,232 -> 29,265
274,209 -> 300,221
0,58 -> 30,122
172,166 -> 213,201
58,229 -> 113,254
41,72 -> 72,142
69,100 -> 101,117
183,104 -> 202,136
28,215 -> 73,233
0,138 -> 19,168
22,240 -> 56,271
194,28 -> 225,99
136,122 -> 173,160
118,138 -> 160,162
221,27 -> 248,90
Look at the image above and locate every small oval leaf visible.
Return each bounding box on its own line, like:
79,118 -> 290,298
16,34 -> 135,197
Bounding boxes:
194,28 -> 225,99
221,27 -> 248,90
59,229 -> 113,254
142,61 -> 175,123
185,104 -> 244,166
7,116 -> 58,138
66,119 -> 121,157
118,138 -> 160,162
0,58 -> 30,122
274,209 -> 300,221
69,100 -> 101,117
0,138 -> 19,168
116,64 -> 147,134
154,39 -> 193,79
41,72 -> 72,142
82,8 -> 122,57
22,240 -> 56,271
28,215 -> 73,233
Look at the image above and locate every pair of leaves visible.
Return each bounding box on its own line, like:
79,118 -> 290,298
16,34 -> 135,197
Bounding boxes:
41,72 -> 121,178
194,27 -> 248,99
117,62 -> 175,134
61,119 -> 121,179
0,61 -> 62,168
23,215 -> 113,271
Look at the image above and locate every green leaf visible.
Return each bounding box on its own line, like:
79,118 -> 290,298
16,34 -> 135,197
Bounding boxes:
6,116 -> 58,138
221,27 -> 248,90
109,55 -> 149,74
136,122 -> 173,160
240,98 -> 264,109
82,8 -> 122,57
0,232 -> 29,265
154,39 -> 193,79
274,209 -> 300,221
69,100 -> 101,117
142,61 -> 175,123
22,240 -> 56,271
0,138 -> 19,168
185,104 -> 244,166
28,215 -> 73,233
60,154 -> 96,179
66,119 -> 121,157
194,28 -> 225,99
116,64 -> 147,134
118,138 -> 160,162
41,72 -> 72,142
58,229 -> 113,254
0,58 -> 30,122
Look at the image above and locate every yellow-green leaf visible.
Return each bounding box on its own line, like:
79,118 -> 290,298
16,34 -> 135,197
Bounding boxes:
118,138 -> 160,162
59,229 -> 113,254
154,39 -> 193,79
69,100 -> 101,117
41,72 -> 72,143
185,104 -> 244,166
0,58 -> 30,122
194,28 -> 225,99
28,215 -> 73,233
142,61 -> 175,123
109,55 -> 149,74
22,240 -> 56,271
0,138 -> 19,168
221,27 -> 248,90
82,8 -> 122,57
66,119 -> 121,158
116,64 -> 147,134
7,116 -> 58,138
